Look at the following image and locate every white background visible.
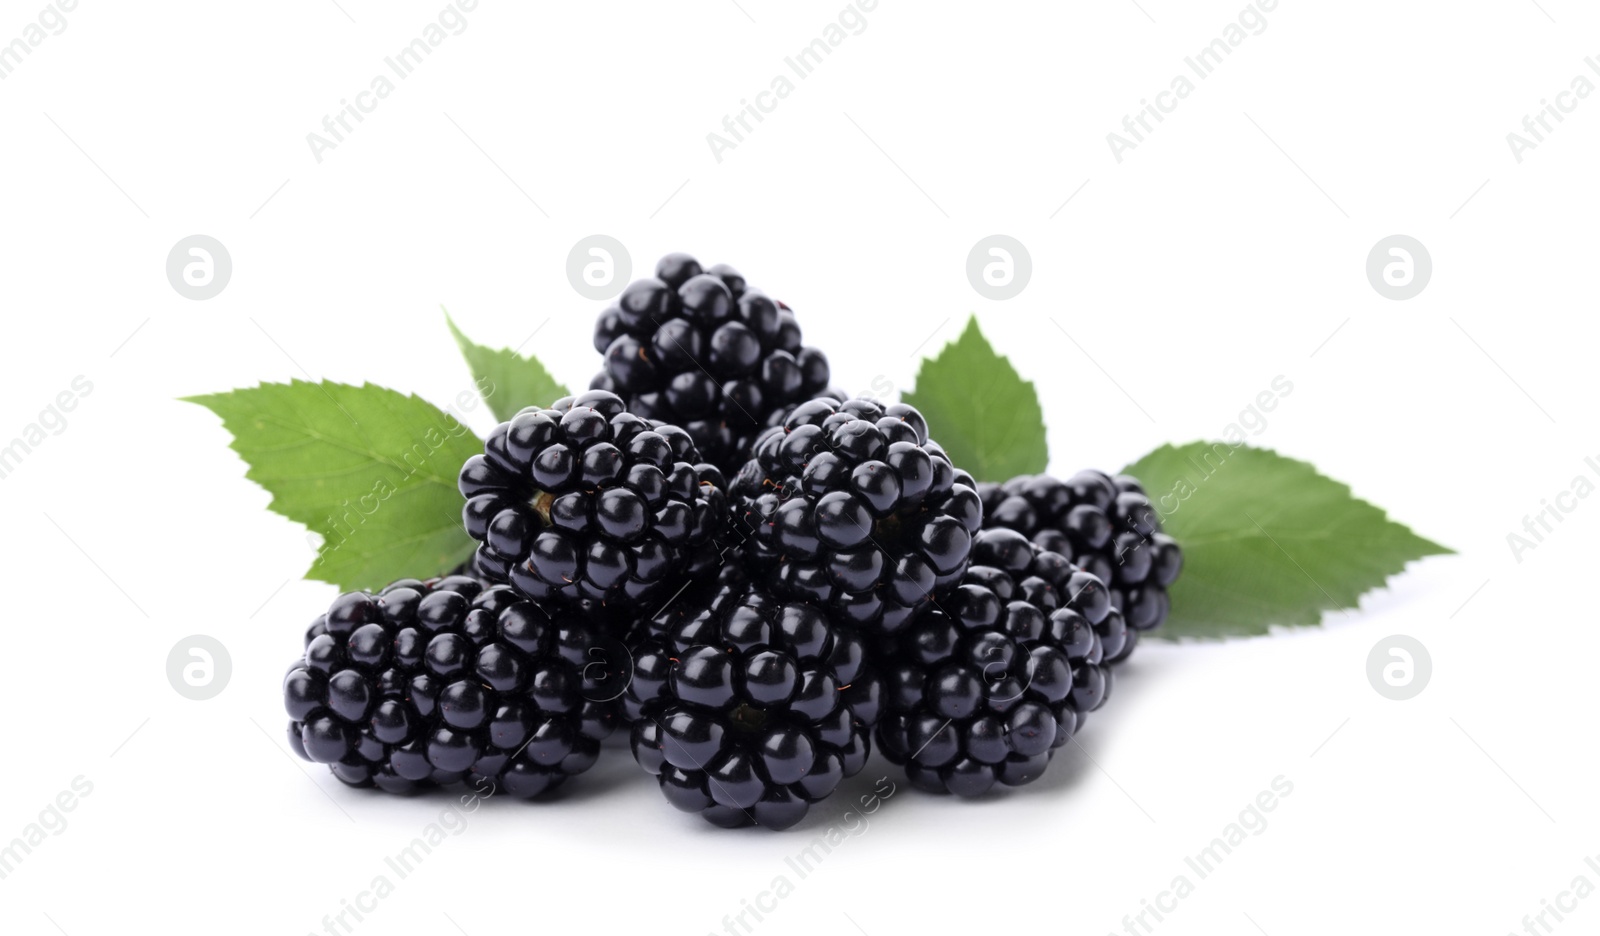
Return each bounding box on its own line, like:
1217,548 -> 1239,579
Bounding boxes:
0,1 -> 1594,934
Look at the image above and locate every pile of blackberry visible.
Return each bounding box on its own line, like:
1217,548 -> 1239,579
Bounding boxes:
977,472 -> 1182,661
589,253 -> 835,474
276,251 -> 1181,831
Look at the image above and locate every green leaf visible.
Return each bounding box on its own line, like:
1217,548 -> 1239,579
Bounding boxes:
184,380 -> 483,592
904,317 -> 1047,482
1123,442 -> 1453,639
444,309 -> 570,423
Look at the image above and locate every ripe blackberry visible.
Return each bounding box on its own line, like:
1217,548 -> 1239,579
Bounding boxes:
978,471 -> 1181,660
458,389 -> 727,608
731,396 -> 983,637
875,529 -> 1117,797
619,562 -> 753,726
283,575 -> 620,798
625,579 -> 882,830
589,253 -> 833,474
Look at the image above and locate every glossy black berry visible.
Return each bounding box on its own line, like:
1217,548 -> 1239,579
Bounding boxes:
589,254 -> 835,474
732,396 -> 982,637
283,574 -> 623,798
977,471 -> 1182,661
459,389 -> 727,608
875,532 -> 1116,797
625,574 -> 881,830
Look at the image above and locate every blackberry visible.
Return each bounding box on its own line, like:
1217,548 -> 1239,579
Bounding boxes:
458,389 -> 727,608
625,579 -> 882,830
732,396 -> 983,637
283,575 -> 622,798
875,529 -> 1118,797
978,471 -> 1182,660
619,561 -> 753,726
589,253 -> 833,474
